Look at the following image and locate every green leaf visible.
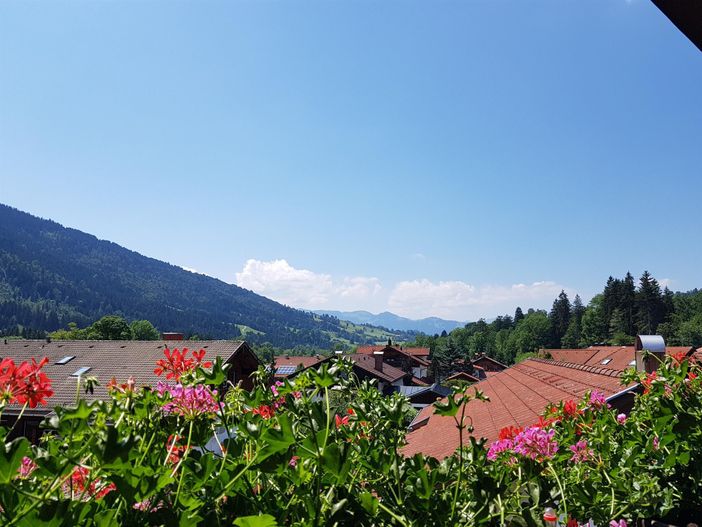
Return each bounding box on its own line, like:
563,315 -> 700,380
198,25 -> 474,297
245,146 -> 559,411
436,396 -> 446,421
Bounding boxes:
0,436 -> 29,484
359,491 -> 378,516
233,514 -> 278,527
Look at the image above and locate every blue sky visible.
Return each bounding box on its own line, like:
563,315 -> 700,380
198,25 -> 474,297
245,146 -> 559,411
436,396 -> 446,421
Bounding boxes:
1,0 -> 700,321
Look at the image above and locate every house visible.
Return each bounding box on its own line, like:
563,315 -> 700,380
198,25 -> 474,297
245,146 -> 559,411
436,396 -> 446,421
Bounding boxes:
356,344 -> 432,380
346,352 -> 415,395
0,339 -> 260,442
470,354 -> 508,374
402,335 -> 687,460
273,355 -> 328,379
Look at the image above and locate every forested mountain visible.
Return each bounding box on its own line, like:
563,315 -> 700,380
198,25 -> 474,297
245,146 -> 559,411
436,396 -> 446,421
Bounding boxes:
410,272 -> 702,377
0,204 -> 412,347
313,310 -> 465,334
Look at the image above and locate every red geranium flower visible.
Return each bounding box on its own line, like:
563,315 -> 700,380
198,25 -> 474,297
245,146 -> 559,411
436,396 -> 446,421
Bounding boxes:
642,371 -> 658,395
154,348 -> 211,381
335,414 -> 350,428
252,405 -> 274,419
498,425 -> 523,440
0,357 -> 53,408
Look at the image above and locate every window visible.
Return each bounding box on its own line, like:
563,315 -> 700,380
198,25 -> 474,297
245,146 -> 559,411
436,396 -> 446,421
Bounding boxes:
56,356 -> 75,365
601,358 -> 612,365
71,366 -> 92,377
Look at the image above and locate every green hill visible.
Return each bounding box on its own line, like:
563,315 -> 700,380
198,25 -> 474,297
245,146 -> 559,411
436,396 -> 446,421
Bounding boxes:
0,204 -> 414,347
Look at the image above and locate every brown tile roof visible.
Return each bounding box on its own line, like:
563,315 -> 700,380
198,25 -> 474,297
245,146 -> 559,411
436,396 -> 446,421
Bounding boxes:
471,354 -> 508,370
445,371 -> 480,383
356,345 -> 431,358
411,376 -> 430,386
274,355 -> 325,370
544,345 -> 694,372
1,339 -> 258,415
347,353 -> 409,383
402,358 -> 628,460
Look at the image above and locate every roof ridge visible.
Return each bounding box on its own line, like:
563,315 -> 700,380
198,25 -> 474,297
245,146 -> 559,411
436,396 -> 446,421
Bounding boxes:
527,357 -> 622,377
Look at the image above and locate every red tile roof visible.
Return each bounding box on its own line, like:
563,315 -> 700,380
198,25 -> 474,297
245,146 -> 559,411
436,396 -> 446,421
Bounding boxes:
544,345 -> 694,372
402,358 -> 628,460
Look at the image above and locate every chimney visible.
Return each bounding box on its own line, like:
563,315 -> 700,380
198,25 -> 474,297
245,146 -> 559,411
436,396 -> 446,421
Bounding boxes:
161,332 -> 184,341
373,351 -> 384,372
635,335 -> 666,374
46,336 -> 51,343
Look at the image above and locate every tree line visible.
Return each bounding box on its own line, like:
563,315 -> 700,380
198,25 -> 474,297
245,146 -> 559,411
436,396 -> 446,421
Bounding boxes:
408,271 -> 702,379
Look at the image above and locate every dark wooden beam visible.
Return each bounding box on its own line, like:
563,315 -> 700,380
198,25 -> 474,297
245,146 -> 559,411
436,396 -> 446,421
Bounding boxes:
651,0 -> 702,52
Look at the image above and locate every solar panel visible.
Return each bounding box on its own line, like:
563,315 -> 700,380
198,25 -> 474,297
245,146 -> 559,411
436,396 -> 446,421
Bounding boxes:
276,366 -> 297,375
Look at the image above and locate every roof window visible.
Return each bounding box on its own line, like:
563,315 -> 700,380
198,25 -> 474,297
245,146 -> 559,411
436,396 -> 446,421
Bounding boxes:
600,358 -> 612,365
56,356 -> 75,365
71,366 -> 92,377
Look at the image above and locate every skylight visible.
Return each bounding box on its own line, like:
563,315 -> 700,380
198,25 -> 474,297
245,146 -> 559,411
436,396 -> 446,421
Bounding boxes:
55,356 -> 75,365
71,366 -> 92,377
629,360 -> 636,366
601,358 -> 612,365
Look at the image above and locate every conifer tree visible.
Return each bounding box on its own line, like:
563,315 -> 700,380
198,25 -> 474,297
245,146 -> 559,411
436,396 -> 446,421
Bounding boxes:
635,271 -> 664,334
548,290 -> 571,347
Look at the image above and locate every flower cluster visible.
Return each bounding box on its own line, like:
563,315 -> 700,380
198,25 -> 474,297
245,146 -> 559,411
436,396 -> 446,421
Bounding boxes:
569,439 -> 594,463
488,425 -> 558,462
588,390 -> 608,409
0,357 -> 54,408
17,457 -> 37,479
335,407 -> 355,428
62,466 -> 116,501
165,434 -> 189,464
252,404 -> 275,419
642,371 -> 658,395
106,376 -> 136,394
156,382 -> 222,419
154,348 -> 212,381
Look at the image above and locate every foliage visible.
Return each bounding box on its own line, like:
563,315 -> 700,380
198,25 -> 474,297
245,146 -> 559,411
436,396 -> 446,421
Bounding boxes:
129,320 -> 160,341
1,350 -> 701,526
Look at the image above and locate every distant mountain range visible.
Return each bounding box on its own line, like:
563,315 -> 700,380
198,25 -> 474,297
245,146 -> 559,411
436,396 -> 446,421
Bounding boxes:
0,204 -> 415,348
313,310 -> 466,334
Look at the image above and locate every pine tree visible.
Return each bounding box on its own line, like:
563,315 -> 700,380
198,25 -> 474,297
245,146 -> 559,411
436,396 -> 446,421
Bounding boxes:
635,271 -> 664,335
561,295 -> 585,348
621,272 -> 637,336
548,290 -> 571,347
514,307 -> 524,326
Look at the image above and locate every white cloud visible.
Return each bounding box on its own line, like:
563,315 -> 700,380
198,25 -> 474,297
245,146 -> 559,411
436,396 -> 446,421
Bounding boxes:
235,258 -> 571,321
388,279 -> 566,320
235,259 -> 382,310
337,276 -> 383,300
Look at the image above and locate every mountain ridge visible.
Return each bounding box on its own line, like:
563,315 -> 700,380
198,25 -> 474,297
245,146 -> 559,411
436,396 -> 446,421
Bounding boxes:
0,204 -> 413,347
313,309 -> 465,334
